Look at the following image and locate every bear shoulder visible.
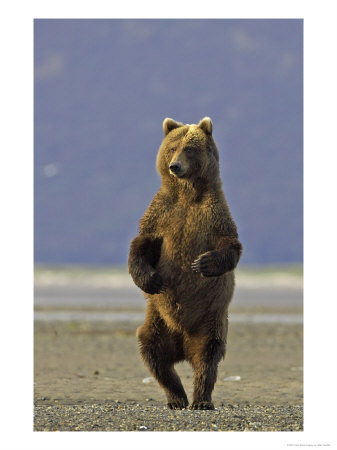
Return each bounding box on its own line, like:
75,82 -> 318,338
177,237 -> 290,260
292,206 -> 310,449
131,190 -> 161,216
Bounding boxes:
139,188 -> 176,235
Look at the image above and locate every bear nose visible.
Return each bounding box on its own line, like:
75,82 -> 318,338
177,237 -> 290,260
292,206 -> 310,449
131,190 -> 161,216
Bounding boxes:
169,162 -> 182,173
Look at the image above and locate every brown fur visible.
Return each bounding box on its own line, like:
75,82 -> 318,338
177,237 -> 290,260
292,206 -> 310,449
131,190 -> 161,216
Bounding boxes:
128,117 -> 242,410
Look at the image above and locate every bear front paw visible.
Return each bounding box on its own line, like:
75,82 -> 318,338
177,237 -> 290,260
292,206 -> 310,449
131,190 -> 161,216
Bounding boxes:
191,251 -> 226,277
142,271 -> 166,294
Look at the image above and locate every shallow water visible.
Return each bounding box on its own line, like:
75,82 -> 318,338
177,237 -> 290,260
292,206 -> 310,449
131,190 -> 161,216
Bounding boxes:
34,273 -> 303,325
34,284 -> 302,309
34,310 -> 302,324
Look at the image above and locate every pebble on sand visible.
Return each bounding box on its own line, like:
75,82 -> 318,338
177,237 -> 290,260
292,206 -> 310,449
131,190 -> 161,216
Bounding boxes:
142,377 -> 155,384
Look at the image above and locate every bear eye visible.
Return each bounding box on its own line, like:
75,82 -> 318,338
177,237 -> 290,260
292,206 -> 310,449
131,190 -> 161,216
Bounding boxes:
184,147 -> 193,153
170,147 -> 176,152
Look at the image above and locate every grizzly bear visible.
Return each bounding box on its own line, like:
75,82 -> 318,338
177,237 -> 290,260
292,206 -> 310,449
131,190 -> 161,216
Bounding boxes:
128,117 -> 242,410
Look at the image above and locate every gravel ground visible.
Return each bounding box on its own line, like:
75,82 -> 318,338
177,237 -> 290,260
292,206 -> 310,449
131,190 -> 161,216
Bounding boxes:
34,400 -> 303,432
34,310 -> 303,432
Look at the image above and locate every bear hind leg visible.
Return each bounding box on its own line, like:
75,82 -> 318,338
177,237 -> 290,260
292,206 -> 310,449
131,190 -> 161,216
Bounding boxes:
137,320 -> 188,409
186,335 -> 226,410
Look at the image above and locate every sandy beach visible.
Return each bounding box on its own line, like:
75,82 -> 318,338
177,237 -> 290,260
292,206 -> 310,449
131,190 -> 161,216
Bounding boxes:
34,266 -> 303,431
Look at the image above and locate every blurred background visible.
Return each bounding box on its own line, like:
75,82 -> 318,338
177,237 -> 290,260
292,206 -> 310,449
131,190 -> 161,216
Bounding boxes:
34,21 -> 303,418
34,19 -> 303,316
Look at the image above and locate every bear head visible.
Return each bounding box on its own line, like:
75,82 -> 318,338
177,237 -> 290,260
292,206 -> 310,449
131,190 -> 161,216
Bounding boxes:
156,117 -> 220,185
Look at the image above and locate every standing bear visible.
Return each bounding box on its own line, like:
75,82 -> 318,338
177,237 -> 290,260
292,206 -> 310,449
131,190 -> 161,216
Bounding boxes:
128,117 -> 242,410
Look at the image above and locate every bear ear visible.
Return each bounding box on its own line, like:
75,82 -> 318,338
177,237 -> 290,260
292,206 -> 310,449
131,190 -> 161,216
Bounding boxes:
198,117 -> 213,135
163,118 -> 184,136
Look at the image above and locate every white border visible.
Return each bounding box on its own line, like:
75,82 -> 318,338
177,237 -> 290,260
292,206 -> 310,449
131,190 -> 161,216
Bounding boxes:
1,1 -> 337,449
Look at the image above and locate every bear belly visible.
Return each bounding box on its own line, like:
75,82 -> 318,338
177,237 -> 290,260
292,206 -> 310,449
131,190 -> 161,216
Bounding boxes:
158,232 -> 211,272
151,236 -> 234,334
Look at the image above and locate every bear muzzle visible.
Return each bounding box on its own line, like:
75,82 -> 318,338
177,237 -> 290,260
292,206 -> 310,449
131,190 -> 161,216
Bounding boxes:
169,162 -> 181,173
169,162 -> 185,177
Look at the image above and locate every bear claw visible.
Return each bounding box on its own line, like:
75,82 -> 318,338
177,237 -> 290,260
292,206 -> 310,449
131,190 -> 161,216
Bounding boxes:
167,400 -> 189,410
190,401 -> 215,410
191,259 -> 201,272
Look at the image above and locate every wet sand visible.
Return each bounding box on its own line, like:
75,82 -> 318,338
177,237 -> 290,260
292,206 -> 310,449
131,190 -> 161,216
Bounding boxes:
34,311 -> 303,431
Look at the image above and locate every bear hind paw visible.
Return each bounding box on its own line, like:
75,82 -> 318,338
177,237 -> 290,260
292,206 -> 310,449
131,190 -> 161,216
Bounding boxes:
189,401 -> 215,410
167,398 -> 189,410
